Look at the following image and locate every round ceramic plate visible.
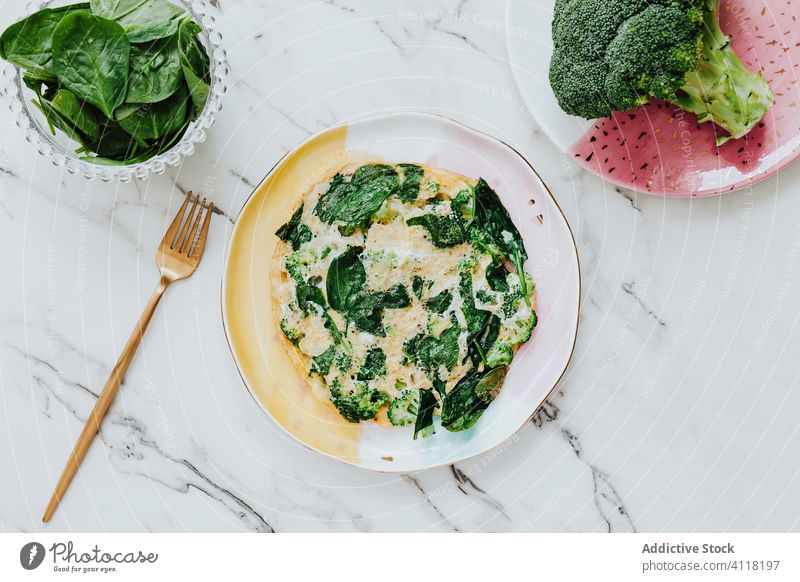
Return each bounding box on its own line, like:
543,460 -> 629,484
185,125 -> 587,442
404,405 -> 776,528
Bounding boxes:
222,112 -> 580,472
507,0 -> 800,197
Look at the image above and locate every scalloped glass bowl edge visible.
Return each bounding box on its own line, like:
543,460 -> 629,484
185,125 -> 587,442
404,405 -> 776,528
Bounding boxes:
0,0 -> 228,183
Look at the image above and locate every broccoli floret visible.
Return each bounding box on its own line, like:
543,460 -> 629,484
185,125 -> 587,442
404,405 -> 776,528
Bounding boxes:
279,318 -> 304,346
550,0 -> 774,142
285,247 -> 317,284
501,272 -> 535,318
356,346 -> 386,381
486,343 -> 513,368
388,389 -> 419,426
503,311 -> 538,346
498,273 -> 537,346
334,350 -> 352,372
329,378 -> 389,423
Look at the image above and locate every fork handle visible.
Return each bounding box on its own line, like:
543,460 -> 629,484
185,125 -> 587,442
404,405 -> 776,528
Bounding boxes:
42,278 -> 170,523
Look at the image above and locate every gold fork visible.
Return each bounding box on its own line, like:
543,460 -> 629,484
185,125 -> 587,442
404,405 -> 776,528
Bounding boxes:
42,194 -> 214,523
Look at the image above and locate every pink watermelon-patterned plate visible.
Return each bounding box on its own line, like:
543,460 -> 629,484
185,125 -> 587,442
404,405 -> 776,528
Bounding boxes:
507,0 -> 800,197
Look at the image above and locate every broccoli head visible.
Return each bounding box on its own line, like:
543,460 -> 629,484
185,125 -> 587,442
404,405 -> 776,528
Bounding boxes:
279,318 -> 304,346
329,378 -> 389,423
486,343 -> 513,368
550,0 -> 774,143
388,389 -> 420,426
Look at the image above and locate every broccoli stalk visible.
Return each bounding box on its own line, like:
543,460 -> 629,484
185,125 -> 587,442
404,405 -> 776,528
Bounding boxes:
669,0 -> 773,144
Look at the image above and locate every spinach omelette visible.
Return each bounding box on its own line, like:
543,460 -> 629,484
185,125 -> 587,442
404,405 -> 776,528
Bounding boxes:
272,162 -> 537,439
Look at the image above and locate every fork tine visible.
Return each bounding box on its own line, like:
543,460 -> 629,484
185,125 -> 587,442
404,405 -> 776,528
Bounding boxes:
163,192 -> 192,247
190,202 -> 213,259
181,198 -> 206,254
174,195 -> 199,249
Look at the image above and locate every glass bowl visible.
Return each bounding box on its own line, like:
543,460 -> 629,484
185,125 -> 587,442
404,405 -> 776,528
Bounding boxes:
0,0 -> 228,182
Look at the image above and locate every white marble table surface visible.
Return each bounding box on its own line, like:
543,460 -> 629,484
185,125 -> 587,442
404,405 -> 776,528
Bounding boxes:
1,0 -> 799,533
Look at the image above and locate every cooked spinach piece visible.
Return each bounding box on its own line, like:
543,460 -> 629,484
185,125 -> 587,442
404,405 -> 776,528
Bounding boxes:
425,289 -> 452,314
1,1 -> 210,164
295,281 -> 326,314
275,204 -> 313,251
126,34 -> 181,103
326,246 -> 366,316
0,4 -> 89,74
468,313 -> 501,366
471,179 -> 530,306
458,268 -> 504,366
397,163 -> 424,203
414,388 -> 437,439
412,276 -> 436,301
116,0 -> 185,43
349,284 -> 410,336
476,289 -> 496,304
441,366 -> 507,432
432,375 -> 447,398
356,346 -> 386,381
411,317 -> 461,372
406,212 -> 465,248
315,164 -> 400,235
295,280 -> 348,351
311,346 -> 336,377
486,257 -> 509,292
52,12 -> 130,119
451,187 -> 475,226
459,269 -> 490,337
118,82 -> 188,140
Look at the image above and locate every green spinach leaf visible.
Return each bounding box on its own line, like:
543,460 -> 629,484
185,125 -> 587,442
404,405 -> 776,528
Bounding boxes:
117,0 -> 184,43
406,212 -> 465,248
315,164 -> 400,235
52,12 -> 130,118
417,319 -> 461,372
397,163 -> 423,203
311,346 -> 336,377
90,0 -> 147,20
126,33 -> 181,103
355,346 -> 386,381
459,269 -> 490,337
425,289 -> 452,314
441,366 -> 507,432
49,88 -> 101,142
326,247 -> 366,315
412,275 -> 428,300
486,257 -> 509,292
92,120 -> 136,159
177,18 -> 209,119
118,82 -> 188,140
348,284 -> 410,336
296,281 -> 326,314
468,313 -> 500,366
414,388 -> 436,439
275,204 -> 313,251
0,4 -> 89,72
471,179 -> 530,305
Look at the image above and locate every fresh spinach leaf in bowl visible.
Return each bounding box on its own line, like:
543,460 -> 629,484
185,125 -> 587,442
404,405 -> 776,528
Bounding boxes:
0,0 -> 211,164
